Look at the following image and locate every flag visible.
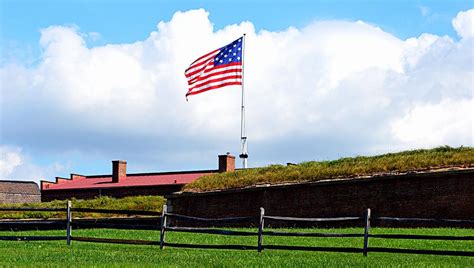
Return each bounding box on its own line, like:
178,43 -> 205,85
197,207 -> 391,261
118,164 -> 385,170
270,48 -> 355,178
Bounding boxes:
185,37 -> 243,98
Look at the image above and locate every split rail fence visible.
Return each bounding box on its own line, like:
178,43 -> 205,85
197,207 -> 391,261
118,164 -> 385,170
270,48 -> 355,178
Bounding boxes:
1,203 -> 473,257
0,201 -> 162,245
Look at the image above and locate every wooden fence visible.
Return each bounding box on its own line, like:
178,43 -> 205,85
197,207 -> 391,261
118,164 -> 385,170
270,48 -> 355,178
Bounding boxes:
160,206 -> 474,257
1,203 -> 473,257
0,201 -> 162,245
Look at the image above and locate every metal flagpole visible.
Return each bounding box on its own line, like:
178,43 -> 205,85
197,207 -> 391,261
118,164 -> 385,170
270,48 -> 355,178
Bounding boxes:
239,33 -> 248,168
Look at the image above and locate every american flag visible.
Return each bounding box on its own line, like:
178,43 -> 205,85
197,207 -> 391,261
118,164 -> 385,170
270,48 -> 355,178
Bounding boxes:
185,37 -> 243,98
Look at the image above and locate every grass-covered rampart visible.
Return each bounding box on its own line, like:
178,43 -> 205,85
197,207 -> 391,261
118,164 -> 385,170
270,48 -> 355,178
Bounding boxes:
184,146 -> 474,192
0,196 -> 165,219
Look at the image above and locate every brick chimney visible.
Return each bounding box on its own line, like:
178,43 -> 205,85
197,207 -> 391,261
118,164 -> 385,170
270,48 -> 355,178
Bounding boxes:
218,153 -> 235,173
112,160 -> 127,183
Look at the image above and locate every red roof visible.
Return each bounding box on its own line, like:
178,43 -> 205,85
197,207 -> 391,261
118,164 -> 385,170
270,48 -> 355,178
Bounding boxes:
42,171 -> 215,191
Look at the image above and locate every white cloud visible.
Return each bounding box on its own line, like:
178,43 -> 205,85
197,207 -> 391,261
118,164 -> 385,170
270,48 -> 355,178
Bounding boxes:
87,32 -> 102,42
0,146 -> 23,177
452,9 -> 474,39
391,99 -> 473,148
418,6 -> 430,17
0,145 -> 67,182
0,8 -> 472,174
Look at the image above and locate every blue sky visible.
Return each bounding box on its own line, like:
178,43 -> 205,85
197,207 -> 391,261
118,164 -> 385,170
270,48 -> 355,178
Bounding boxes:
0,1 -> 473,181
2,0 -> 472,62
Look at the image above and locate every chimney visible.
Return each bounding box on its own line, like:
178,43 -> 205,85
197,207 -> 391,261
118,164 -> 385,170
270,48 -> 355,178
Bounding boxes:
112,160 -> 127,183
218,153 -> 235,173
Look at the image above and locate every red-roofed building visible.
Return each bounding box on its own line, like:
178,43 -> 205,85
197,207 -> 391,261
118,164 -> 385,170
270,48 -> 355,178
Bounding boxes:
41,154 -> 235,201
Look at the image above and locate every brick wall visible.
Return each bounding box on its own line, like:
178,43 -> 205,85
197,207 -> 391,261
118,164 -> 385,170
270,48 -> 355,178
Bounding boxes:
167,169 -> 474,227
0,193 -> 41,204
0,181 -> 41,204
41,184 -> 183,202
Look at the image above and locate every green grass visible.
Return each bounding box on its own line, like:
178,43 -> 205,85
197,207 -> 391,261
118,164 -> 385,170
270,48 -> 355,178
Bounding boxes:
0,196 -> 166,219
185,146 -> 474,192
0,228 -> 473,267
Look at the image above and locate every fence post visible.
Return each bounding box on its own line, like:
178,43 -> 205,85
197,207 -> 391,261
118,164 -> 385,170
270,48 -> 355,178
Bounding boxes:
258,207 -> 265,253
160,204 -> 168,250
66,200 -> 72,246
363,208 -> 371,256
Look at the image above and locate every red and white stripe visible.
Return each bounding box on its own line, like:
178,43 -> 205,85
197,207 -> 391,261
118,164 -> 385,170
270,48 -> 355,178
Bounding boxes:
185,48 -> 242,97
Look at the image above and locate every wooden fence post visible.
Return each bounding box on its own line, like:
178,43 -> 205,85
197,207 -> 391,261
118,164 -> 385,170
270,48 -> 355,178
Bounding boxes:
160,205 -> 168,250
363,208 -> 371,256
258,207 -> 265,253
66,200 -> 72,246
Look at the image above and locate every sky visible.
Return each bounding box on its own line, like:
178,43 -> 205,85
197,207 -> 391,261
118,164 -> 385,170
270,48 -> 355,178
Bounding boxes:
0,0 -> 473,183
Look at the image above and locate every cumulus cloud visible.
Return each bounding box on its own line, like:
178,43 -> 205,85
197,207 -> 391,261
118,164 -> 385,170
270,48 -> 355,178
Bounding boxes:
452,9 -> 474,39
0,146 -> 23,178
391,99 -> 473,148
0,8 -> 472,179
0,146 -> 67,182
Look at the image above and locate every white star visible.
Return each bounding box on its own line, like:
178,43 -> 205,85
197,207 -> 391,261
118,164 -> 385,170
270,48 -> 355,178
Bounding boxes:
233,44 -> 236,47
228,58 -> 232,61
237,57 -> 240,60
224,54 -> 227,57
233,53 -> 236,56
220,60 -> 223,63
238,48 -> 241,51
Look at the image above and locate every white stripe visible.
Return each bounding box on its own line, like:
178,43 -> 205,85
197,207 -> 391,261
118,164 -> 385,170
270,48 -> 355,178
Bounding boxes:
187,65 -> 242,84
188,71 -> 242,87
189,78 -> 242,92
187,61 -> 215,81
186,50 -> 220,74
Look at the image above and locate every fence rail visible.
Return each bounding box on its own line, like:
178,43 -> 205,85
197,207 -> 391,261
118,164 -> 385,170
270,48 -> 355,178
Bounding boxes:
263,215 -> 362,222
165,226 -> 256,236
71,208 -> 161,216
1,204 -> 473,257
374,216 -> 474,224
0,236 -> 66,241
72,221 -> 160,231
165,212 -> 257,223
0,207 -> 66,212
262,231 -> 364,238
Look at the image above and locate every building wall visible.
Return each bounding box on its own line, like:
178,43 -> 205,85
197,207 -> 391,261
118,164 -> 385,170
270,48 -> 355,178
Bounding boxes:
42,184 -> 184,202
167,169 -> 474,227
0,193 -> 41,204
0,181 -> 41,204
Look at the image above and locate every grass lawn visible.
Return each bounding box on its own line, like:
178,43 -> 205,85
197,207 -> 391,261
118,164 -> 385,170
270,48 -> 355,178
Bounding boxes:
0,228 -> 473,267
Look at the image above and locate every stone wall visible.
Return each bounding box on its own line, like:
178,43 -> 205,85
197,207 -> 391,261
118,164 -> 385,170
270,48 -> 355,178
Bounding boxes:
167,169 -> 474,227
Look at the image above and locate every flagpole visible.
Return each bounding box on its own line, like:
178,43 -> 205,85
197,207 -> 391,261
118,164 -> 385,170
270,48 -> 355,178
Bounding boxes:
239,33 -> 248,168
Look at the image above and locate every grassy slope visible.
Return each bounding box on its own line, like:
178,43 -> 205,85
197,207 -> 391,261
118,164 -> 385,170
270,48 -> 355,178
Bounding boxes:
184,146 -> 474,192
0,228 -> 473,267
0,196 -> 165,219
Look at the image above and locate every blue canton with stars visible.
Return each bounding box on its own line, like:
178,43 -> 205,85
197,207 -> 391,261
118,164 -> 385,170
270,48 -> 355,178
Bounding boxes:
214,37 -> 243,66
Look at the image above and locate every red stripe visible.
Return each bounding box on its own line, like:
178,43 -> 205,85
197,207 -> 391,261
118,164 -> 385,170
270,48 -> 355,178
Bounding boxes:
205,61 -> 241,71
188,68 -> 242,86
185,61 -> 214,78
188,75 -> 242,91
186,82 -> 242,97
186,49 -> 219,69
186,61 -> 242,80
